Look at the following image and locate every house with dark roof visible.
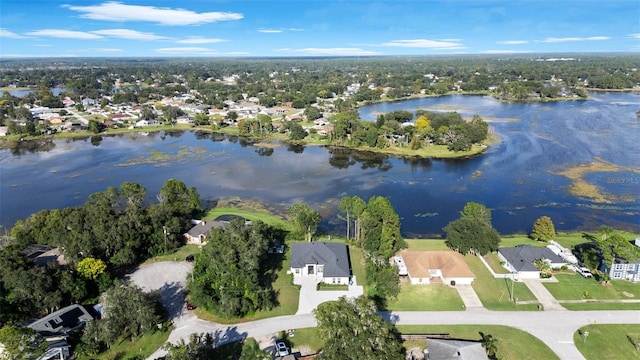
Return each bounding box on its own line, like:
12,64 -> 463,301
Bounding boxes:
290,242 -> 351,285
497,245 -> 566,279
183,220 -> 229,246
26,304 -> 93,339
425,338 -> 489,360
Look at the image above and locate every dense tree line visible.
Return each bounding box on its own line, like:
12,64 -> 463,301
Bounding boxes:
0,179 -> 200,326
187,219 -> 280,318
339,195 -> 406,301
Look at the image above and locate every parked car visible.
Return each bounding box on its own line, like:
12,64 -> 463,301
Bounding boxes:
275,340 -> 289,356
185,300 -> 196,310
577,267 -> 593,278
185,254 -> 195,262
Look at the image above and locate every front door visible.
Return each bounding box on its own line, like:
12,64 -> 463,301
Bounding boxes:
307,265 -> 314,275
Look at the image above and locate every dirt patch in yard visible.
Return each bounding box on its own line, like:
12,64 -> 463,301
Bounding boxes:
623,291 -> 635,298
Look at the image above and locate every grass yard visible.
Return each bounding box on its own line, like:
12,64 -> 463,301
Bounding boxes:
544,274 -> 640,300
465,255 -> 539,311
482,252 -> 510,274
384,282 -> 464,311
562,302 -> 640,311
77,328 -> 171,360
574,324 -> 640,359
396,325 -> 559,360
204,206 -> 290,229
287,328 -> 324,354
144,244 -> 201,264
405,239 -> 450,251
348,246 -> 367,292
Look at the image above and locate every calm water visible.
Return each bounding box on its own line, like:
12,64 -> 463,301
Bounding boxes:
1,93 -> 639,237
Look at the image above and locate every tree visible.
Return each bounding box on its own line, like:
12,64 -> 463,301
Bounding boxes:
239,338 -> 270,360
479,331 -> 498,359
288,122 -> 307,141
0,325 -> 47,360
93,282 -> 162,347
444,217 -> 500,255
314,296 -> 403,360
76,257 -> 107,280
338,196 -> 353,241
359,196 -> 405,259
304,106 -> 321,121
163,333 -> 217,359
288,203 -> 321,242
460,202 -> 492,225
530,216 -> 556,242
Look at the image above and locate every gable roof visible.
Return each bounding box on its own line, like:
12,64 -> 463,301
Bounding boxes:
426,339 -> 489,360
185,220 -> 228,238
498,245 -> 565,272
26,304 -> 93,338
400,251 -> 475,279
290,242 -> 350,277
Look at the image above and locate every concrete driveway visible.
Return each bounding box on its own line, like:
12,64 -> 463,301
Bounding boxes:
126,261 -> 193,319
295,276 -> 364,315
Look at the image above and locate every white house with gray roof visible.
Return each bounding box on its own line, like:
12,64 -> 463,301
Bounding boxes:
498,244 -> 567,279
290,242 -> 351,285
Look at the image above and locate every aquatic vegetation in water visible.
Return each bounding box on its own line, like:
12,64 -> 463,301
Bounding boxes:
117,146 -> 209,167
414,212 -> 439,218
555,160 -> 639,203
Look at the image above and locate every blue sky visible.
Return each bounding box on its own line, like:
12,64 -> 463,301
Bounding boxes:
1,0 -> 639,58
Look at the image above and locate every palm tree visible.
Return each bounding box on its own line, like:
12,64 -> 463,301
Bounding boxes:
479,331 -> 498,359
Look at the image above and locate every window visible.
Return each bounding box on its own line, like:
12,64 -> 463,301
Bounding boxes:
614,264 -> 625,270
294,268 -> 300,274
318,265 -> 323,273
612,271 -> 623,279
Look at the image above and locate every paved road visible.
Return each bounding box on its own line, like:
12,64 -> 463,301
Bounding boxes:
65,108 -> 90,126
131,262 -> 640,360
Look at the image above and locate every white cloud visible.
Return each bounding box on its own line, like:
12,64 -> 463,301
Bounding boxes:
0,28 -> 27,39
91,29 -> 168,41
290,48 -> 380,56
627,33 -> 640,39
93,48 -> 124,53
176,37 -> 227,44
288,28 -> 304,32
25,29 -> 103,39
258,29 -> 282,33
155,47 -> 218,55
63,2 -> 243,26
541,36 -> 610,43
497,40 -> 528,45
0,53 -> 78,58
482,50 -> 531,54
380,39 -> 465,50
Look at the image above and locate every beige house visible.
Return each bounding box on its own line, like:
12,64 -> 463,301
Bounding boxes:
399,250 -> 475,285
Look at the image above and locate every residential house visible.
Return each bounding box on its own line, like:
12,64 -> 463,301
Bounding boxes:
610,260 -> 640,282
36,341 -> 71,360
33,247 -> 68,267
26,304 -> 93,338
184,220 -> 229,246
81,98 -> 97,107
399,251 -> 475,285
290,242 -> 351,285
498,245 -> 566,279
425,338 -> 489,360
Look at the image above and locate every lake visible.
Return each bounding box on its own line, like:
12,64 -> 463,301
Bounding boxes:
1,93 -> 639,237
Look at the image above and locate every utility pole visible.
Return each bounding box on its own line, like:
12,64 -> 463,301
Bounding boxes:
510,271 -> 517,302
163,226 -> 168,254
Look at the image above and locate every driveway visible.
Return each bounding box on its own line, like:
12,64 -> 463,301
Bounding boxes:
523,279 -> 565,311
126,261 -> 193,319
454,284 -> 484,310
295,276 -> 364,315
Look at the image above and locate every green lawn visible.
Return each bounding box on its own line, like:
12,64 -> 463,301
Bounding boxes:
77,328 -> 171,360
143,244 -> 201,264
574,325 -> 640,359
397,325 -> 559,360
482,253 -> 510,274
544,274 -> 640,300
562,302 -> 640,311
349,245 -> 367,292
205,206 -> 290,229
465,255 -> 539,310
404,239 -> 450,251
384,282 -> 464,311
287,328 -> 324,354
